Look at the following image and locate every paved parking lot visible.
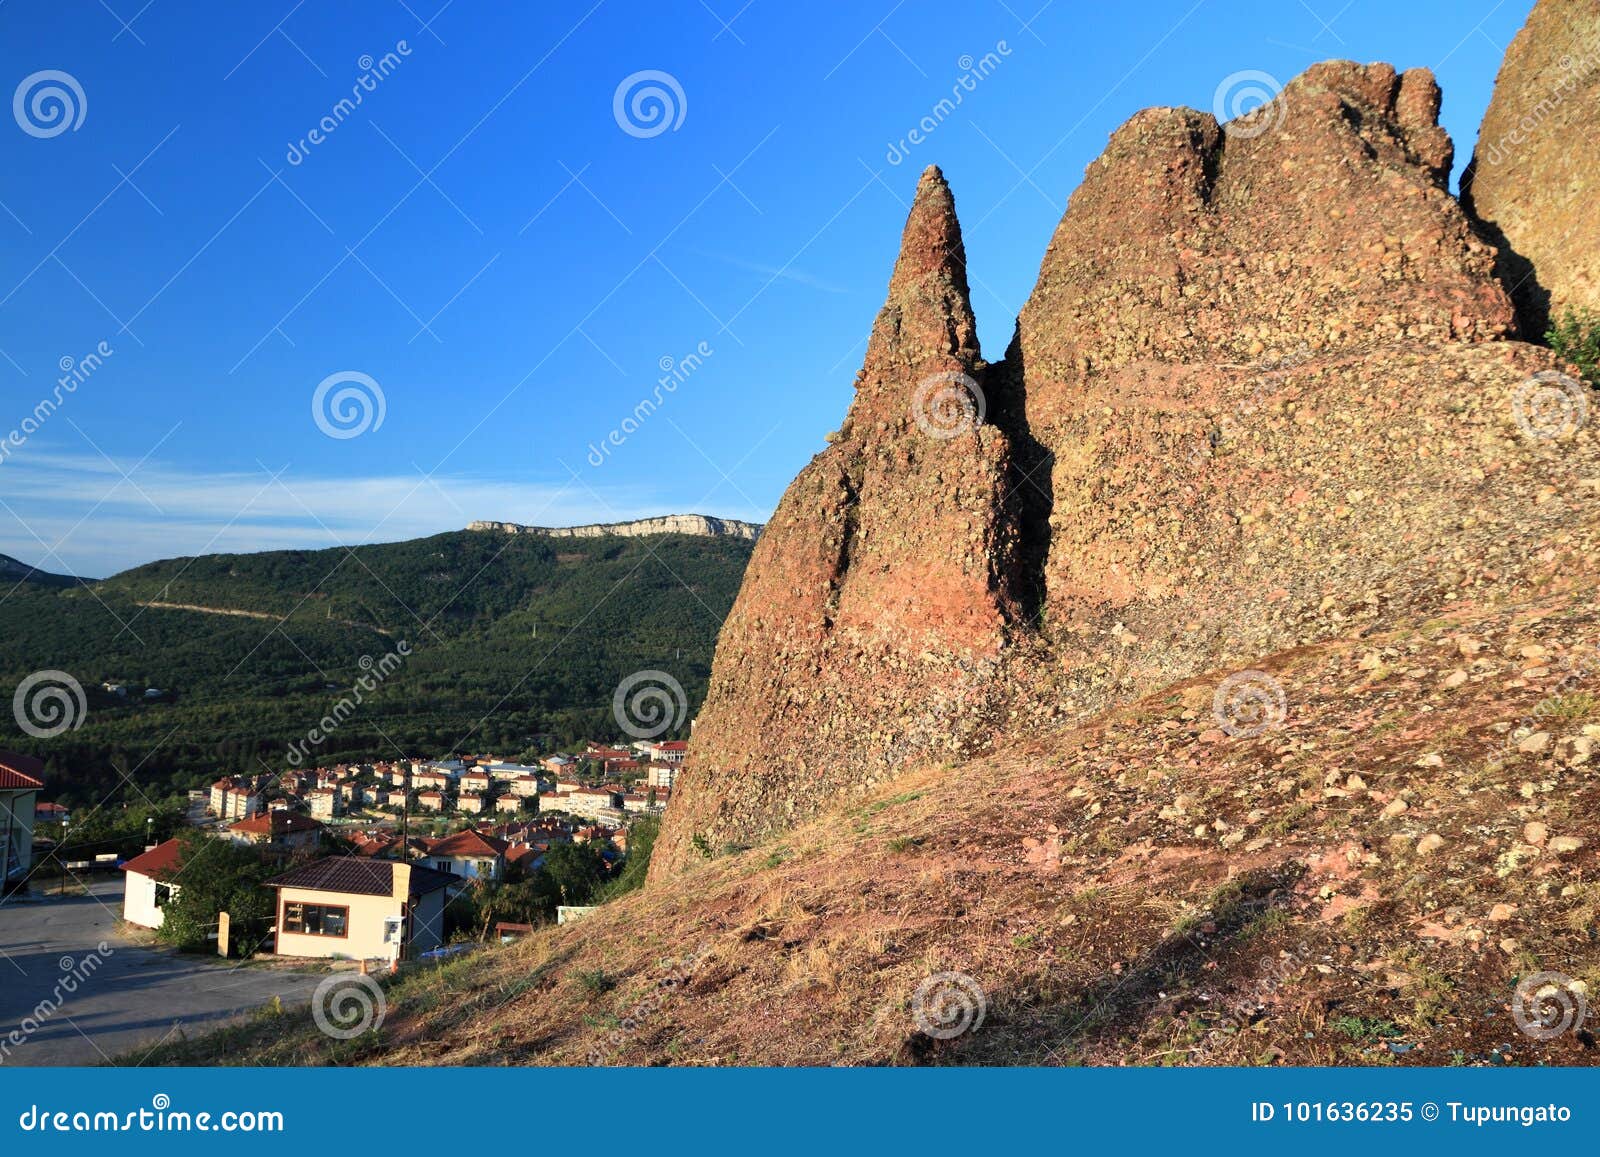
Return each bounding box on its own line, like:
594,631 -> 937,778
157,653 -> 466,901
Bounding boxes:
0,877 -> 324,1065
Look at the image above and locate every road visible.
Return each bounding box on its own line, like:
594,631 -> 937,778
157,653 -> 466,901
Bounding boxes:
0,877 -> 325,1065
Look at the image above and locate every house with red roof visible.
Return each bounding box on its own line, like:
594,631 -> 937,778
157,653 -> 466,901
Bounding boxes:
226,810 -> 325,852
121,838 -> 185,928
421,829 -> 509,881
351,833 -> 401,859
0,750 -> 44,889
505,842 -> 544,873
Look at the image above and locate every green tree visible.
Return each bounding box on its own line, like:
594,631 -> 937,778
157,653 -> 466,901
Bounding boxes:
598,817 -> 658,901
538,841 -> 610,907
1548,306 -> 1600,383
156,831 -> 277,955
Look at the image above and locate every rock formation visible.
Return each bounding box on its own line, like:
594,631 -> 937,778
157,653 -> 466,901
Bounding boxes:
653,59 -> 1600,880
659,168 -> 1022,865
467,515 -> 762,540
1462,0 -> 1600,335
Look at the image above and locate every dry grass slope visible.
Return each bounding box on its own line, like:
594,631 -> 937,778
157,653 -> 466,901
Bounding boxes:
153,585 -> 1600,1067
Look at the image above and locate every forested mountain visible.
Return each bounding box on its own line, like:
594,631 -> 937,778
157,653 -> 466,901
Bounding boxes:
0,529 -> 753,803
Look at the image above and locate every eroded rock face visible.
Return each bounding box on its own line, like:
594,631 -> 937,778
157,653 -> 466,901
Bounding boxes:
1462,0 -> 1600,335
1016,62 -> 1511,427
1015,61 -> 1527,699
655,168 -> 1020,872
652,61 -> 1600,880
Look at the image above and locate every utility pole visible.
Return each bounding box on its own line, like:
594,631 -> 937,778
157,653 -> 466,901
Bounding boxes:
59,819 -> 68,896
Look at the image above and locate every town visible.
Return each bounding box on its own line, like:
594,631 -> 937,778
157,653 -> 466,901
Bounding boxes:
3,738 -> 683,976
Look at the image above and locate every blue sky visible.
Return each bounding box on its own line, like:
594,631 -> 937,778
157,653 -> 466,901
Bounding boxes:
0,0 -> 1532,577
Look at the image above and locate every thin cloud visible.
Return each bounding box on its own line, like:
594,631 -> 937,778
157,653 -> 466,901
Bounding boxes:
0,450 -> 704,578
687,248 -> 854,295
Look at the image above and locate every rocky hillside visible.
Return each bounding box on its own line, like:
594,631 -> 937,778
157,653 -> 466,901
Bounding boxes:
654,52 -> 1599,878
157,586 -> 1600,1067
1462,0 -> 1600,335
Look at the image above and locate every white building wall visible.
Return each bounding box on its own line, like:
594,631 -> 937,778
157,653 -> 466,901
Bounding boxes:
122,870 -> 169,928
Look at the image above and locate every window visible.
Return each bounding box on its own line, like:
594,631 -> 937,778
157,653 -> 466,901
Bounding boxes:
153,883 -> 173,908
282,901 -> 348,937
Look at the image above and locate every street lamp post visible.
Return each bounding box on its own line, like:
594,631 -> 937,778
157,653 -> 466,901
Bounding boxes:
59,819 -> 68,896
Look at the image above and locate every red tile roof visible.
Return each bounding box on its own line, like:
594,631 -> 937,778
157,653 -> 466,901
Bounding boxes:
0,749 -> 45,790
122,838 -> 185,879
229,811 -> 324,836
265,856 -> 457,896
427,829 -> 510,857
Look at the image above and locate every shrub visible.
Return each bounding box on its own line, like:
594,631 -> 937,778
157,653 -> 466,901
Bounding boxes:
575,969 -> 615,996
1547,307 -> 1600,383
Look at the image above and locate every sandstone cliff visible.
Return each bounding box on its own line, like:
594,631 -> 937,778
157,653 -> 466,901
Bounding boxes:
467,515 -> 762,540
1462,0 -> 1600,335
654,59 -> 1600,880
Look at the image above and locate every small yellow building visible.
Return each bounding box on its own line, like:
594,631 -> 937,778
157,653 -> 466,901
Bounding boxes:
265,857 -> 458,960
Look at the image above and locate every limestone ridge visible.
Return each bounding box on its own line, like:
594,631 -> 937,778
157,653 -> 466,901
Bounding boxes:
653,61 -> 1600,879
1462,0 -> 1600,337
467,516 -> 762,540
